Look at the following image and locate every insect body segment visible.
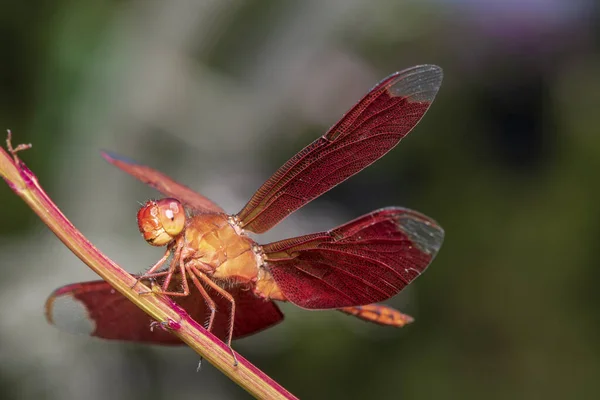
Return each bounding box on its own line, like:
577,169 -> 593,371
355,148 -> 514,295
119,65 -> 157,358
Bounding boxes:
181,212 -> 259,283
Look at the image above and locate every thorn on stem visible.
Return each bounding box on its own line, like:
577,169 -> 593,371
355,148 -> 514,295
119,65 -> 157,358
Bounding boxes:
6,130 -> 32,163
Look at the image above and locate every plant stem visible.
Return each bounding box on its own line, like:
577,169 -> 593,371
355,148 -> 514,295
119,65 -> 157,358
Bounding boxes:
0,131 -> 296,400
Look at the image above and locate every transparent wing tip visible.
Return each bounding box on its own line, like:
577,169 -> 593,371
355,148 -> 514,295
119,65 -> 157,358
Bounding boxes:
394,209 -> 445,258
388,64 -> 443,103
45,291 -> 96,335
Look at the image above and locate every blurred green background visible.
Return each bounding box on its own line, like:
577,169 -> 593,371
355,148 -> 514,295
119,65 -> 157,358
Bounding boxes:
1,1 -> 599,399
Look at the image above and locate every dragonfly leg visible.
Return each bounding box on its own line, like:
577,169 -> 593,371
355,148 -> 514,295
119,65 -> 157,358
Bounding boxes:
190,265 -> 238,367
139,240 -> 191,297
187,270 -> 217,332
149,241 -> 191,297
160,239 -> 185,293
132,245 -> 172,290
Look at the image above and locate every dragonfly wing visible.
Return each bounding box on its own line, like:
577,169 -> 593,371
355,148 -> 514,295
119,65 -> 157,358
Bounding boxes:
45,280 -> 283,343
338,304 -> 414,327
237,65 -> 443,233
262,207 -> 443,309
102,151 -> 225,214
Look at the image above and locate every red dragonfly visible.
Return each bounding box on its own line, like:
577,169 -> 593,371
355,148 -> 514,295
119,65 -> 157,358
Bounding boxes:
45,65 -> 444,360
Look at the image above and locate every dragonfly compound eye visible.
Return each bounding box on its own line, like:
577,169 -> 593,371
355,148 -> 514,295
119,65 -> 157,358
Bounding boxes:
137,198 -> 185,246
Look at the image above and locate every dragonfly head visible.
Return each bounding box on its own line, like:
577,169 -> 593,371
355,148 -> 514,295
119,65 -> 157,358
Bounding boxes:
137,198 -> 186,246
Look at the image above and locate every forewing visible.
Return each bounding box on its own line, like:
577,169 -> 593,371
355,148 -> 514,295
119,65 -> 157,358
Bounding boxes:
263,207 -> 444,309
102,151 -> 224,214
237,65 -> 443,233
45,279 -> 283,344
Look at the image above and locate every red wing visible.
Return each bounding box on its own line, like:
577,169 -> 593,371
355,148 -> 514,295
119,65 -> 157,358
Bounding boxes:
236,65 -> 443,233
262,207 -> 444,309
102,152 -> 224,214
45,279 -> 283,344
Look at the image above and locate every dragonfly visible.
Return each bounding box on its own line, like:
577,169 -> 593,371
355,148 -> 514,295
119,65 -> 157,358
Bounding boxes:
45,65 -> 445,364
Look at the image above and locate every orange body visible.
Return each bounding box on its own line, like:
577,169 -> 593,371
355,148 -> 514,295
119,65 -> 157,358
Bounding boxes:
182,213 -> 258,282
183,213 -> 287,301
137,200 -> 288,304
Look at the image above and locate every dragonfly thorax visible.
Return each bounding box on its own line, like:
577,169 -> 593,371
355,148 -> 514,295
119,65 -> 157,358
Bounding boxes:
183,213 -> 260,284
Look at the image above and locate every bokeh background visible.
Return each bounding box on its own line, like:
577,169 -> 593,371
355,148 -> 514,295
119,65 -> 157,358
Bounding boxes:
1,1 -> 599,399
